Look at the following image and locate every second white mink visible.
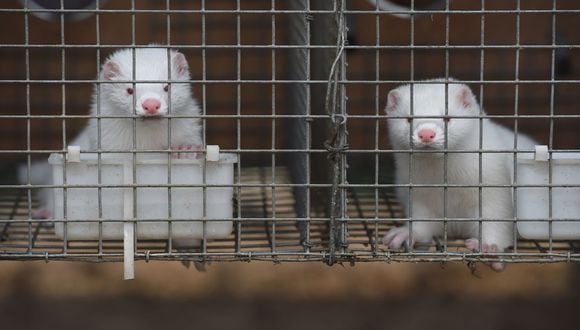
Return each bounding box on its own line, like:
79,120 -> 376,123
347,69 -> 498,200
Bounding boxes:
72,47 -> 202,153
383,79 -> 537,271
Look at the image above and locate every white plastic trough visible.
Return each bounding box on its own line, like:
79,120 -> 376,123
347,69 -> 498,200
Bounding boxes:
516,147 -> 580,239
48,148 -> 237,241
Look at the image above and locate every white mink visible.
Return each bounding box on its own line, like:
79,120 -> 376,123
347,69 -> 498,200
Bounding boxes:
20,47 -> 202,216
79,47 -> 205,264
19,47 -> 205,268
73,46 -> 202,152
383,79 -> 537,271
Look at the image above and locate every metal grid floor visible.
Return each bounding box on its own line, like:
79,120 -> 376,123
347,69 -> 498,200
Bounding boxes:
1,167 -> 579,265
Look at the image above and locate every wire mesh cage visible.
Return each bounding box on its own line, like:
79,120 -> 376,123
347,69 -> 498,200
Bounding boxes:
1,0 -> 579,278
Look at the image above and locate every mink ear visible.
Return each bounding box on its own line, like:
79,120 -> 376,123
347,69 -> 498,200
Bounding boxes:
172,52 -> 190,78
102,60 -> 123,80
457,86 -> 476,109
102,60 -> 121,80
385,90 -> 400,113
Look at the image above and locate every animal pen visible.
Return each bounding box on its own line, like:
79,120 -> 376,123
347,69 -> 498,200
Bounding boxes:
0,0 -> 579,278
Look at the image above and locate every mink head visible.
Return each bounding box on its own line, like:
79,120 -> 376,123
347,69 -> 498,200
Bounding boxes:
95,47 -> 194,117
385,79 -> 482,151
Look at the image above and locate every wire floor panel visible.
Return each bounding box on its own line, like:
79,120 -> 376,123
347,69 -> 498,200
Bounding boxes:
1,167 -> 579,264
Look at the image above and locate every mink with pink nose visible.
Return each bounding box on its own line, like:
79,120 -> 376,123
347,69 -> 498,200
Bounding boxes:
19,46 -> 203,219
383,79 -> 539,272
71,46 -> 203,152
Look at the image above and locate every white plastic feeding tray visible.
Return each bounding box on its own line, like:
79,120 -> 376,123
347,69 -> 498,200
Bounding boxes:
48,149 -> 237,241
516,148 -> 580,239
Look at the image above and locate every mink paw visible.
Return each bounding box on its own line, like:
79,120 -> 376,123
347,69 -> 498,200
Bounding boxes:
383,227 -> 413,250
465,238 -> 505,272
31,207 -> 52,219
171,144 -> 202,159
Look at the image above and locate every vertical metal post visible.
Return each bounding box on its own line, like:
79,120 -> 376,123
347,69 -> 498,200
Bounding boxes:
286,0 -> 311,247
323,0 -> 347,264
309,1 -> 338,231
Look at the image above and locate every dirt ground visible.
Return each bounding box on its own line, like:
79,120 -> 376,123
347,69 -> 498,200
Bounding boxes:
1,261 -> 578,330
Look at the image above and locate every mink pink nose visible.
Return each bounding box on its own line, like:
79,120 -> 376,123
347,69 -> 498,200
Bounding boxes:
418,128 -> 436,143
142,98 -> 161,115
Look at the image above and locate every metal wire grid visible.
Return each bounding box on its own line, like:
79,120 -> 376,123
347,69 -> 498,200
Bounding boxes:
1,167 -> 333,263
1,167 -> 577,264
0,0 -> 579,266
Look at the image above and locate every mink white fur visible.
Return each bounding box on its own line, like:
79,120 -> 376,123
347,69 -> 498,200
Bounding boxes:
383,79 -> 537,271
19,47 -> 202,214
73,47 -> 202,151
19,47 -> 205,268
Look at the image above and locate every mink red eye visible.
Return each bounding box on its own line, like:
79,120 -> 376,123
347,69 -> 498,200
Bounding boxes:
444,117 -> 451,123
126,87 -> 134,95
406,117 -> 412,123
163,84 -> 169,92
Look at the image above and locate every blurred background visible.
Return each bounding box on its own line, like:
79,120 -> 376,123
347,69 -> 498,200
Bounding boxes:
1,261 -> 579,329
1,0 -> 580,328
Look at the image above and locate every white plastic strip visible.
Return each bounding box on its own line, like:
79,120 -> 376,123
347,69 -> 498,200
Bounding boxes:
206,145 -> 220,162
123,222 -> 135,280
535,145 -> 549,162
123,161 -> 135,280
66,146 -> 81,163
